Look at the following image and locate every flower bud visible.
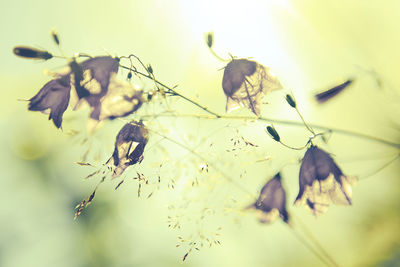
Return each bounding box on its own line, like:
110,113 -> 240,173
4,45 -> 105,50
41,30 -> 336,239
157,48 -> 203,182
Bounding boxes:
206,32 -> 213,48
13,46 -> 53,60
147,64 -> 153,75
51,30 -> 60,46
266,126 -> 280,142
285,94 -> 296,108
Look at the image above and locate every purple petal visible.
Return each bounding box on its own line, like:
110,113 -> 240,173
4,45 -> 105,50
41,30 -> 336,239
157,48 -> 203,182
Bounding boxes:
108,122 -> 149,178
28,75 -> 71,128
78,56 -> 120,119
252,173 -> 289,223
222,59 -> 257,97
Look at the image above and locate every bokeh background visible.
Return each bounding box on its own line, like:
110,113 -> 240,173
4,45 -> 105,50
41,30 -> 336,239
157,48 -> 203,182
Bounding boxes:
1,0 -> 400,266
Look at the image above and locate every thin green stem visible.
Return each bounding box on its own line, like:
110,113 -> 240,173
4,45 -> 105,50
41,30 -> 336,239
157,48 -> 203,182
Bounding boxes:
139,112 -> 400,149
360,153 -> 400,180
208,47 -> 230,62
288,226 -> 335,267
295,106 -> 316,135
119,60 -> 399,149
119,119 -> 256,200
119,65 -> 221,118
293,215 -> 340,267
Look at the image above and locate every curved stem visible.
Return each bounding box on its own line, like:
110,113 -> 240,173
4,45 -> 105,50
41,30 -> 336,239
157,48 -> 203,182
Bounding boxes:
208,47 -> 230,62
140,112 -> 400,149
119,65 -> 221,118
288,226 -> 336,267
118,62 -> 399,149
292,215 -> 340,267
120,119 -> 256,200
359,153 -> 400,179
295,106 -> 316,135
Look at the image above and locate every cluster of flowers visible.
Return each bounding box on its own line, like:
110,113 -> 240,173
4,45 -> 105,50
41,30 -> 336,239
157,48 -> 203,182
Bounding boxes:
22,53 -> 143,128
249,145 -> 356,223
14,46 -> 148,179
14,45 -> 356,221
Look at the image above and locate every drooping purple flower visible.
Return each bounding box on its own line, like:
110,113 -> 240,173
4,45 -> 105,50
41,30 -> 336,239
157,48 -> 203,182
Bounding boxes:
222,59 -> 282,116
28,75 -> 71,128
248,173 -> 289,223
26,55 -> 144,128
107,122 -> 149,178
295,145 -> 356,216
315,79 -> 353,103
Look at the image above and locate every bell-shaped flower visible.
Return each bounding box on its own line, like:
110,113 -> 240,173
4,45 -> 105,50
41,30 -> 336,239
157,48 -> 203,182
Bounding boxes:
86,73 -> 144,121
295,145 -> 357,216
248,173 -> 289,223
70,56 -> 120,119
27,55 -> 144,128
107,122 -> 149,178
28,75 -> 71,128
222,59 -> 282,116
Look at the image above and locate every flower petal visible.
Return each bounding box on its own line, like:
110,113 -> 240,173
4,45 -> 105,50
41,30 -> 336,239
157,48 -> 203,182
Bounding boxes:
93,73 -> 143,121
222,59 -> 282,116
250,173 -> 289,223
28,75 -> 71,128
107,122 -> 149,178
295,145 -> 356,215
72,56 -> 120,120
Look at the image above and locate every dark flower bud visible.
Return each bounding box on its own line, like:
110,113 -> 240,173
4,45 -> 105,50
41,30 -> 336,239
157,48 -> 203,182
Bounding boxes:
51,30 -> 60,46
315,79 -> 353,103
127,72 -> 132,80
206,32 -> 213,48
266,126 -> 280,142
107,122 -> 149,178
13,46 -> 53,60
147,64 -> 153,75
247,173 -> 289,223
295,145 -> 357,216
285,94 -> 296,108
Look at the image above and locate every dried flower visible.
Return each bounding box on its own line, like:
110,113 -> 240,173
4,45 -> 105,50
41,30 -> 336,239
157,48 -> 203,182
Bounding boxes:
295,145 -> 356,216
222,59 -> 282,116
26,55 -> 144,127
94,74 -> 143,120
28,75 -> 71,128
315,79 -> 353,103
248,173 -> 289,223
107,122 -> 149,178
72,56 -> 120,119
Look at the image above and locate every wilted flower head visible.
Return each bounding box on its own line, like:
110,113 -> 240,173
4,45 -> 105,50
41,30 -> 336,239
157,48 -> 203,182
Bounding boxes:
107,122 -> 149,178
28,75 -> 71,128
222,59 -> 282,116
295,145 -> 356,216
93,74 -> 143,121
248,173 -> 289,223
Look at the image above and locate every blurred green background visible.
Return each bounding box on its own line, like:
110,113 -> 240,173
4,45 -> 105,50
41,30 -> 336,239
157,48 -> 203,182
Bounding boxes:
1,0 -> 400,266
